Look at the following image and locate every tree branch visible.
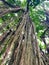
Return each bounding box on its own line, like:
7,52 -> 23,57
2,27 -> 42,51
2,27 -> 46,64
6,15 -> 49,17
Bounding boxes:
0,7 -> 25,17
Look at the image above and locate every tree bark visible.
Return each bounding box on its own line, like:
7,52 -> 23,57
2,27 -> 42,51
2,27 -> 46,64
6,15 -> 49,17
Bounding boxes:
0,13 -> 47,65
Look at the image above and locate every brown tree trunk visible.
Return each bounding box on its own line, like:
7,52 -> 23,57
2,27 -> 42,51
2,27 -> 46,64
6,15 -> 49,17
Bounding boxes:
0,13 -> 47,65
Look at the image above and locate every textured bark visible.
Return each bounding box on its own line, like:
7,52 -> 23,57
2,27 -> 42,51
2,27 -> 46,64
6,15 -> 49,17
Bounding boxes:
0,13 -> 48,65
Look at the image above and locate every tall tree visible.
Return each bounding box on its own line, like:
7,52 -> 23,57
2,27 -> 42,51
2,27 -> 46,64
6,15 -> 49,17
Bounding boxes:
0,0 -> 49,65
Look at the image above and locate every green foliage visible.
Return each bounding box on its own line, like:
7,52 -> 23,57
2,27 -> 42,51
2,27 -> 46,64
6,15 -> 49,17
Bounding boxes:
0,18 -> 3,23
30,7 -> 45,37
33,0 -> 40,7
7,0 -> 21,6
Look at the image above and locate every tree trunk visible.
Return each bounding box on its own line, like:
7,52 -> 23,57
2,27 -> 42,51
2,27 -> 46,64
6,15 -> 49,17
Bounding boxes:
0,13 -> 47,65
